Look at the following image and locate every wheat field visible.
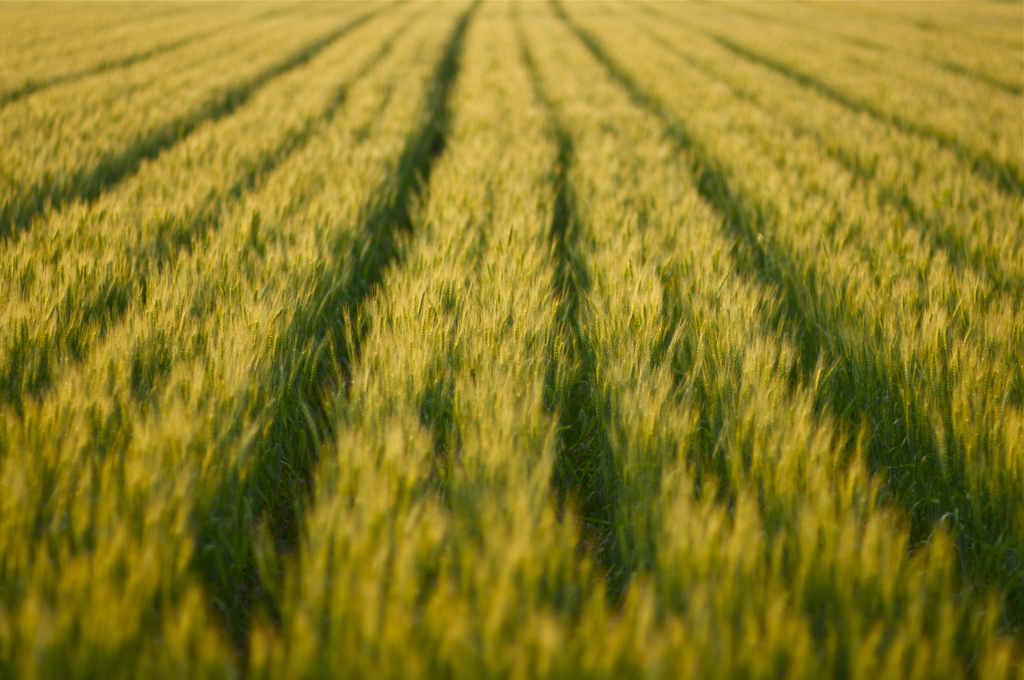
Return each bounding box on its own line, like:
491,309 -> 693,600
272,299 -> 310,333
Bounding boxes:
0,1 -> 1022,677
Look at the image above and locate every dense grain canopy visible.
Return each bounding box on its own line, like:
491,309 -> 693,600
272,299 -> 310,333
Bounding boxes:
0,2 -> 1021,678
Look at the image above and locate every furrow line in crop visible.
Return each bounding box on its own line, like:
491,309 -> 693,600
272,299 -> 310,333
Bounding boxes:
2,1 -> 218,54
0,10 -> 416,414
706,34 -> 1024,198
519,30 -> 623,595
555,0 -> 1024,628
195,3 -> 476,659
627,19 -> 1024,298
643,1 -> 1024,99
641,0 -> 1022,72
804,14 -> 1023,96
0,3 -> 306,110
0,3 -> 390,243
0,3 -> 175,57
842,3 -> 1022,51
0,36 -> 202,109
934,59 -> 1023,97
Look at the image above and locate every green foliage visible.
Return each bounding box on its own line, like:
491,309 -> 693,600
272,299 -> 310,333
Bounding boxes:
1,1 -> 1021,677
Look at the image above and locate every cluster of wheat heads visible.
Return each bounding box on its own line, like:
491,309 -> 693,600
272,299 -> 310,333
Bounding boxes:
0,1 -> 1021,678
